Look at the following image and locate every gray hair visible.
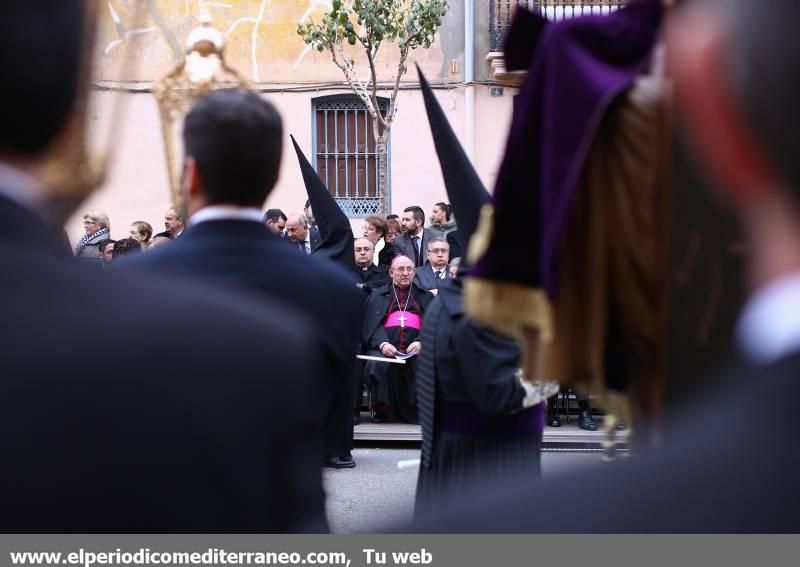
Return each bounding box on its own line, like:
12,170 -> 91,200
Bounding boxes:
84,210 -> 110,231
289,213 -> 308,227
427,236 -> 449,252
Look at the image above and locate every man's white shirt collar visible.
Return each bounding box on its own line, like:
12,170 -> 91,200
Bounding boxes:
737,270 -> 800,364
189,205 -> 264,226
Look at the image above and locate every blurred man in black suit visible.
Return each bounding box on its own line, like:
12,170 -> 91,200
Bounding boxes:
0,1 -> 325,533
121,90 -> 362,470
413,0 -> 800,532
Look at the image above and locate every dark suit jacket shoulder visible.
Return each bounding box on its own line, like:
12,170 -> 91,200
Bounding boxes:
309,226 -> 321,251
0,197 -> 325,533
119,220 -> 363,457
414,264 -> 447,291
121,220 -> 362,381
393,228 -> 436,265
354,264 -> 389,294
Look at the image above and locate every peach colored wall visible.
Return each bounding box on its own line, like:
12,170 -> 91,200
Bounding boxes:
473,86 -> 515,193
66,85 -> 516,246
95,0 -> 452,83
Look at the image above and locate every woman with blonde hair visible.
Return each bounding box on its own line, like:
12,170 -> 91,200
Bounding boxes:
75,211 -> 110,262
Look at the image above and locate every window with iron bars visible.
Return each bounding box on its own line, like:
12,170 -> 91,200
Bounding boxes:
312,95 -> 390,218
489,0 -> 627,51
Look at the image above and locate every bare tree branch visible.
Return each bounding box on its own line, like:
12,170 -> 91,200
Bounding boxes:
329,45 -> 375,115
365,46 -> 388,132
296,0 -> 449,215
386,47 -> 408,127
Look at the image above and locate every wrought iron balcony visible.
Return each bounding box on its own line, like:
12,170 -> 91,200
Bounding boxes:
487,0 -> 627,85
490,0 -> 627,51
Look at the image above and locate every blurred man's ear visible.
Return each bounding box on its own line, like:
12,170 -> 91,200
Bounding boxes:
669,2 -> 777,207
181,158 -> 200,197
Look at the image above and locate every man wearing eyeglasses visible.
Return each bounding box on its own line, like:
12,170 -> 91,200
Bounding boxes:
414,236 -> 450,294
353,237 -> 389,294
362,255 -> 434,423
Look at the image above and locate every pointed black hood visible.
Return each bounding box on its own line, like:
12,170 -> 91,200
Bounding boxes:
417,65 -> 490,256
290,135 -> 355,269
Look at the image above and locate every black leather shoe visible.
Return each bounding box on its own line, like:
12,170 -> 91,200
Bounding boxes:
578,409 -> 598,431
324,456 -> 356,469
548,414 -> 561,427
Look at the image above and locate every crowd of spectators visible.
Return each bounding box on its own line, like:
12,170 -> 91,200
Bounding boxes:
74,207 -> 185,265
73,199 -> 462,427
75,201 -> 462,278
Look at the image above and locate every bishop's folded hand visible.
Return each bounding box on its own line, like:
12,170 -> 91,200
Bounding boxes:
381,342 -> 398,357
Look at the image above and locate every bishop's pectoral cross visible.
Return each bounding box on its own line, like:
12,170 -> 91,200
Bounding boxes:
398,314 -> 408,328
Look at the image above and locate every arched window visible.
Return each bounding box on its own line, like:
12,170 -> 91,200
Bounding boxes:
312,95 -> 390,218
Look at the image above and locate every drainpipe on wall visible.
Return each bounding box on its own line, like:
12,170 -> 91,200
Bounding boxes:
464,0 -> 475,162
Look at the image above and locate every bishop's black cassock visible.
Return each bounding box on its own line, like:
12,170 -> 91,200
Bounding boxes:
362,282 -> 433,423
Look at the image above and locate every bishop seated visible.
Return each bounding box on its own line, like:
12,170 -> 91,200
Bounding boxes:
362,255 -> 434,423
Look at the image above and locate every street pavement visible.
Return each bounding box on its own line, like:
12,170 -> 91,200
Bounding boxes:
324,447 -> 606,533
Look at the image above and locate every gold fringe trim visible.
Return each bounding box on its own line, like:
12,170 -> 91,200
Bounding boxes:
596,390 -> 633,429
594,390 -> 633,461
464,277 -> 554,344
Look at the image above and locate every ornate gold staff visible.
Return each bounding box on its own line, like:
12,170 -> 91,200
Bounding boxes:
153,12 -> 248,214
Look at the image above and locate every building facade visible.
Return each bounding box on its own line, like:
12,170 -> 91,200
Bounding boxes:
70,1 -> 618,241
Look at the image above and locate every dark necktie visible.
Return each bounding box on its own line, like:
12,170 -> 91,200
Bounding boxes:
411,235 -> 421,266
435,269 -> 443,279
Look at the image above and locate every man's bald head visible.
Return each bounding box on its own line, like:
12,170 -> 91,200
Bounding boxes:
286,213 -> 309,243
354,237 -> 375,267
389,255 -> 415,288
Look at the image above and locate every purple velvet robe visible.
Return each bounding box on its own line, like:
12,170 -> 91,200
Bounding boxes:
471,0 -> 664,298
